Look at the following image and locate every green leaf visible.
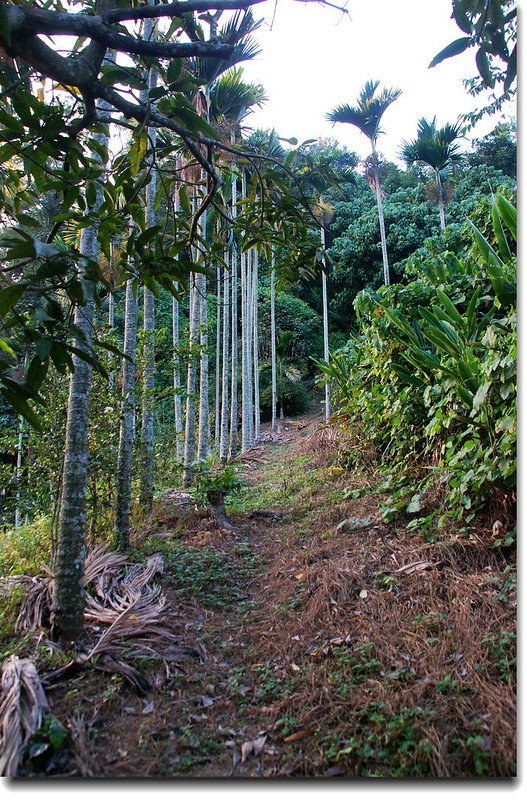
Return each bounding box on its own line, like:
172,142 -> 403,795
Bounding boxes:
496,195 -> 517,241
436,289 -> 465,330
491,199 -> 512,262
167,58 -> 183,84
0,388 -> 42,431
135,225 -> 162,249
100,65 -> 144,90
35,338 -> 54,361
26,355 -> 48,392
46,716 -> 68,750
452,4 -> 473,34
457,385 -> 474,407
429,37 -> 472,68
504,44 -> 517,92
475,46 -> 494,88
0,5 -> 12,45
472,382 -> 491,413
129,132 -> 147,177
15,212 -> 40,229
85,181 -> 97,209
467,220 -> 502,267
0,337 -> 15,358
0,283 -> 26,316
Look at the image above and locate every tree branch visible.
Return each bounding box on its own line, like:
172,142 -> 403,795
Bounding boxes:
3,5 -> 235,61
103,1 -> 263,24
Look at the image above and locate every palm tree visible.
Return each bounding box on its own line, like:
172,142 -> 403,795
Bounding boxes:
327,80 -> 402,285
115,273 -> 138,551
400,117 -> 463,231
270,247 -> 278,433
139,13 -> 158,510
207,69 -> 267,456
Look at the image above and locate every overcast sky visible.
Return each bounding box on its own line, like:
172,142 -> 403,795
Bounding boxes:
239,0 -> 516,163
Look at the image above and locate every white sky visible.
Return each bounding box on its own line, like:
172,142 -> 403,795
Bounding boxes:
240,0 -> 516,163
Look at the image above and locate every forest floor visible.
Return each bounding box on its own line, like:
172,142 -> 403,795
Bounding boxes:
5,411 -> 517,779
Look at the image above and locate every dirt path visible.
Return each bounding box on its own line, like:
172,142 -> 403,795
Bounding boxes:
47,411 -> 516,778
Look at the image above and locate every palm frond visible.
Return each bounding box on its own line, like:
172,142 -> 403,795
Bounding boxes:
209,68 -> 267,130
327,80 -> 401,141
0,656 -> 50,777
401,117 -> 463,171
192,10 -> 263,85
12,544 -> 129,633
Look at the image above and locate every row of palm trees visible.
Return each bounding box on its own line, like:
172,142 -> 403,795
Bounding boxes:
50,37 -> 462,640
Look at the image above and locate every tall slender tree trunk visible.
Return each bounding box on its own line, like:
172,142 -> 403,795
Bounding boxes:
229,242 -> 239,458
139,16 -> 157,509
219,256 -> 230,463
436,170 -> 446,231
197,267 -> 210,462
183,274 -> 200,487
172,181 -> 184,461
270,249 -> 278,434
228,167 -> 239,458
371,140 -> 390,286
252,248 -> 260,442
14,416 -> 24,529
172,286 -> 184,461
240,245 -> 253,453
52,89 -> 111,641
214,264 -> 221,450
108,291 -> 115,328
52,228 -> 101,641
320,227 -> 331,423
115,278 -> 138,550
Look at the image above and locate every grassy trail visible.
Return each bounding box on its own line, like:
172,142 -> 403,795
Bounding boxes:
9,412 -> 516,778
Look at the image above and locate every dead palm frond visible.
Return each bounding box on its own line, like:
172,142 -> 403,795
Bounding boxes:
69,714 -> 99,777
84,544 -> 129,585
43,552 -> 199,692
14,576 -> 53,633
12,545 -> 130,633
0,656 -> 50,777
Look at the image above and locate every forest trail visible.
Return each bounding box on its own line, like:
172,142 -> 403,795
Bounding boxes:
48,410 -> 515,778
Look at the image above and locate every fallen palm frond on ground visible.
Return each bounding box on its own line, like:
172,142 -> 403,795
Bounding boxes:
1,548 -> 201,774
42,553 -> 199,692
0,656 -> 50,777
9,545 -> 130,634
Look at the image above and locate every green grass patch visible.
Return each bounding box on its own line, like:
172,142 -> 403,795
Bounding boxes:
163,543 -> 258,608
0,516 -> 51,576
322,701 -> 434,777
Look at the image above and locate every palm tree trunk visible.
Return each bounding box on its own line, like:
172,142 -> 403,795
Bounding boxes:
219,256 -> 230,463
173,182 -> 184,461
229,242 -> 239,458
115,277 -> 138,550
52,225 -> 100,641
183,274 -> 200,487
172,286 -> 184,461
270,249 -> 278,434
436,170 -> 446,231
197,266 -> 210,462
252,247 -> 260,442
214,263 -> 221,449
371,140 -> 390,286
14,416 -> 24,529
320,227 -> 331,423
52,102 -> 111,642
139,19 -> 157,510
240,245 -> 253,453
